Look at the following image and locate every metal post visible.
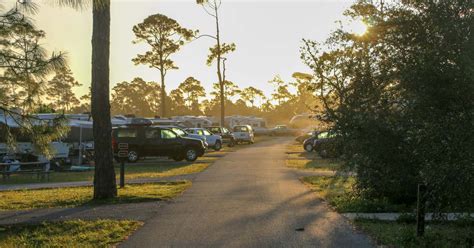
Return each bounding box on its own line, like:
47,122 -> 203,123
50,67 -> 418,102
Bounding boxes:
78,126 -> 83,165
416,184 -> 426,237
120,159 -> 125,188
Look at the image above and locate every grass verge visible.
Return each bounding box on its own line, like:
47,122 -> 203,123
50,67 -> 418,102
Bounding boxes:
0,219 -> 142,247
0,181 -> 190,211
1,157 -> 215,185
286,143 -> 341,171
302,176 -> 411,213
354,218 -> 474,247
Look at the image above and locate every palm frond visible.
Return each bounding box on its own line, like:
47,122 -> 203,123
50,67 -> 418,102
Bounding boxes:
16,0 -> 40,15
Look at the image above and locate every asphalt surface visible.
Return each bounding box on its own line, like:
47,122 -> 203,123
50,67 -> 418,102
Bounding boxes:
121,137 -> 373,248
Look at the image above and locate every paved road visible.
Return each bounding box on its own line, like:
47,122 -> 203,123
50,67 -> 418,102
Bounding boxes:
122,138 -> 373,248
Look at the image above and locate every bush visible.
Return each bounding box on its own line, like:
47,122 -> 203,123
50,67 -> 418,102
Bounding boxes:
301,0 -> 474,211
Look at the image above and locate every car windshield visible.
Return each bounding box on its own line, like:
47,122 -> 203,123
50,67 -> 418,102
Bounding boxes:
209,127 -> 220,133
171,128 -> 186,136
203,130 -> 212,135
234,126 -> 248,132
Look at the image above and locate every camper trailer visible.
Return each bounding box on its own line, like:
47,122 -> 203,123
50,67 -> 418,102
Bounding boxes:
171,116 -> 213,128
224,116 -> 267,129
0,112 -> 70,165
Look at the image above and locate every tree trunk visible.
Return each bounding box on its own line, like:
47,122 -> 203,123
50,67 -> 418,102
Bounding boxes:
92,0 -> 117,199
215,5 -> 225,127
160,70 -> 166,117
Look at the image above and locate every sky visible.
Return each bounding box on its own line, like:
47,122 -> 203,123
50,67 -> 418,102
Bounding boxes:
12,0 -> 361,98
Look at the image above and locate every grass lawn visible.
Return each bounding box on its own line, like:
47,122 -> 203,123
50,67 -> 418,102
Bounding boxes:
0,219 -> 142,247
1,135 -> 273,186
0,181 -> 190,211
286,143 -> 341,171
0,154 -> 221,185
354,218 -> 474,248
302,176 -> 411,213
2,161 -> 209,185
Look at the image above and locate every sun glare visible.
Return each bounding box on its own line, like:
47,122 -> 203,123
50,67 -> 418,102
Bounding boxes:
351,20 -> 368,36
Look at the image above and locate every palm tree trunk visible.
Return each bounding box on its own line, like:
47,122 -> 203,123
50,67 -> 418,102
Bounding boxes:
92,0 -> 117,199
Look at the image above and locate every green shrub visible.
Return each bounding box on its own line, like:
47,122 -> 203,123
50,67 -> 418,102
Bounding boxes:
301,0 -> 474,212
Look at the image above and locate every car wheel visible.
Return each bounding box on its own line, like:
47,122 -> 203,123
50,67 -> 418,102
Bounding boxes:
304,143 -> 314,152
228,139 -> 235,147
185,148 -> 198,162
127,150 -> 139,163
214,141 -> 222,151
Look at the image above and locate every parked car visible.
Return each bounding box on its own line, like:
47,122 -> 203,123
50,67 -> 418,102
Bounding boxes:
206,126 -> 236,147
232,125 -> 255,144
165,126 -> 208,148
310,131 -> 342,158
253,127 -> 270,136
296,130 -> 317,143
270,125 -> 297,136
112,126 -> 206,162
186,128 -> 223,151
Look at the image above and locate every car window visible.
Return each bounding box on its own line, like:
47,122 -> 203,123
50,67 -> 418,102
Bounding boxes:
203,130 -> 212,135
318,132 -> 329,139
117,129 -> 137,138
145,129 -> 160,139
161,130 -> 177,139
223,128 -> 229,133
172,128 -> 186,136
197,130 -> 204,135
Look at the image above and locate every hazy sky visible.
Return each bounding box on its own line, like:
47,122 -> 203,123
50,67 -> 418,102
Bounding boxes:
18,0 -> 359,98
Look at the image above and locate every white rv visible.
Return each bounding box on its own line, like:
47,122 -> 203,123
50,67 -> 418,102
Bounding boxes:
171,116 -> 213,128
0,112 -> 70,160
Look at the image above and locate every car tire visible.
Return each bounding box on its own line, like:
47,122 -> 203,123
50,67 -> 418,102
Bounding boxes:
304,143 -> 314,152
228,139 -> 235,147
185,148 -> 198,162
214,141 -> 222,151
127,150 -> 139,163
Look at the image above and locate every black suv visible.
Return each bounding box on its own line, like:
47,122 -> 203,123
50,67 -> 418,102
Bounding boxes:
112,126 -> 206,162
206,126 -> 236,147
